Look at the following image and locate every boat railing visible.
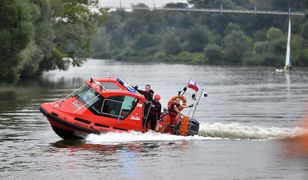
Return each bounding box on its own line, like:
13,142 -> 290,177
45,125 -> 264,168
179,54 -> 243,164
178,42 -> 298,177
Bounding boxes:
142,101 -> 152,128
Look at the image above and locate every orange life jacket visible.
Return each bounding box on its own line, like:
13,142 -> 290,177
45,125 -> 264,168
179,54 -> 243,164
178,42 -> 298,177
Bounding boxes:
167,95 -> 187,112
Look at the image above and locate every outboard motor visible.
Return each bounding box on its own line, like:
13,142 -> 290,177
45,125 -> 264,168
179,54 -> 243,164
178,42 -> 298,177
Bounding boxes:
174,117 -> 199,136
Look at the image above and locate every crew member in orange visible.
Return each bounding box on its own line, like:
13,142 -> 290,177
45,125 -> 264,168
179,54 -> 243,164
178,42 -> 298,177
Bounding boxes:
168,96 -> 193,126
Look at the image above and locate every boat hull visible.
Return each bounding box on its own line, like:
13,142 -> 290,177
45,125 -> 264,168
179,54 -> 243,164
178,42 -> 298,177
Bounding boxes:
40,107 -> 97,139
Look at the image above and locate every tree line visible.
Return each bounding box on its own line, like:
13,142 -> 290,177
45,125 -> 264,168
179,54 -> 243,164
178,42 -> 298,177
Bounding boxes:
0,0 -> 106,82
92,0 -> 308,66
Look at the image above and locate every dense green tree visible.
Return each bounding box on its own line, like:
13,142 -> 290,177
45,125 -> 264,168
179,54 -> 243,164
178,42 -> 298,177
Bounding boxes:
251,41 -> 271,65
164,35 -> 181,55
0,0 -> 107,82
254,30 -> 267,42
302,21 -> 308,43
0,0 -> 33,82
134,33 -> 160,50
44,0 -> 107,69
266,27 -> 283,41
21,0 -> 54,78
225,23 -> 241,36
204,43 -> 223,64
179,15 -> 195,29
291,35 -> 304,66
251,27 -> 286,66
224,30 -> 251,64
185,26 -> 209,52
300,48 -> 308,66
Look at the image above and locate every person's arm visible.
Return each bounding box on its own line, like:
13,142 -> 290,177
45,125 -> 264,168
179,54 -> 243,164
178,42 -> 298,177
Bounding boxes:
174,105 -> 184,116
148,96 -> 153,102
137,89 -> 145,94
185,104 -> 194,108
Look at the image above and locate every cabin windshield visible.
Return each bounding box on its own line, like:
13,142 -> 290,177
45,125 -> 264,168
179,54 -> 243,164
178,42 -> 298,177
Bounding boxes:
73,85 -> 101,108
72,84 -> 139,119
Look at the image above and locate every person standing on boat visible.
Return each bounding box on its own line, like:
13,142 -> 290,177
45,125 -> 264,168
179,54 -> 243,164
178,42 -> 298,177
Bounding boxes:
136,84 -> 154,101
168,97 -> 193,126
148,94 -> 162,130
136,84 -> 155,129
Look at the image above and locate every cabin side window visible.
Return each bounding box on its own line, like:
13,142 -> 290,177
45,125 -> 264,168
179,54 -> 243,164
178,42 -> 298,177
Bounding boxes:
121,96 -> 138,118
99,96 -> 138,120
88,96 -> 105,115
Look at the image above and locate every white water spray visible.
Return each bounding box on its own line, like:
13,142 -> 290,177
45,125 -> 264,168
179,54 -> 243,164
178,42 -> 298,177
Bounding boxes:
86,122 -> 308,144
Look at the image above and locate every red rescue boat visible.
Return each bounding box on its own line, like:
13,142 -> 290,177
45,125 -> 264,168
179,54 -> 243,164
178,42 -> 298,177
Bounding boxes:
40,77 -> 199,140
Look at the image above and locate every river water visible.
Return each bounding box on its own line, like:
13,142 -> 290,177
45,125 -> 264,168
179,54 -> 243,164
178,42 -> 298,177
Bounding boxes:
1,59 -> 308,179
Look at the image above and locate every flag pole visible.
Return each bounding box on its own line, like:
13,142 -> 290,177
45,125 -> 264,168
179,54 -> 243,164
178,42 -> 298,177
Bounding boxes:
187,104 -> 193,117
187,77 -> 191,87
186,78 -> 199,117
191,88 -> 204,119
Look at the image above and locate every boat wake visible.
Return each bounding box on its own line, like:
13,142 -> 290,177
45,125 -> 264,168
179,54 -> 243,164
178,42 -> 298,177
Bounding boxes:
198,122 -> 308,140
86,131 -> 210,144
86,122 -> 308,144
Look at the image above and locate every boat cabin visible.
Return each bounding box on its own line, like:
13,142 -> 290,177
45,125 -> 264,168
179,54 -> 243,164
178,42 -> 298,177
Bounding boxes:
47,77 -> 151,133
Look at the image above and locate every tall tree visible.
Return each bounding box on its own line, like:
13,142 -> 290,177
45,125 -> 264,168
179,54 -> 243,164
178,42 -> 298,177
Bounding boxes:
0,0 -> 33,82
0,0 -> 107,82
224,30 -> 251,64
20,0 -> 55,78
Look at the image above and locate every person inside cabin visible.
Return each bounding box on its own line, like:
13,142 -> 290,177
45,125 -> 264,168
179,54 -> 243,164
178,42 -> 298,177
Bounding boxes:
147,94 -> 162,130
137,84 -> 154,101
168,97 -> 193,126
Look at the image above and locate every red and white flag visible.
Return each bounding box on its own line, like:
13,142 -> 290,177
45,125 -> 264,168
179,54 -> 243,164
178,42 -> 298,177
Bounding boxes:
187,80 -> 199,92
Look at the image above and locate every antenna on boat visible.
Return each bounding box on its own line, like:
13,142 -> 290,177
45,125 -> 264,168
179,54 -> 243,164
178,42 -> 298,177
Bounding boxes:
191,88 -> 205,119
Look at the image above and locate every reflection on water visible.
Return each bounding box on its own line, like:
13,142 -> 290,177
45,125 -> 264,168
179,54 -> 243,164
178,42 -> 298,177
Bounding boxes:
46,139 -> 189,179
1,59 -> 308,179
50,140 -> 162,155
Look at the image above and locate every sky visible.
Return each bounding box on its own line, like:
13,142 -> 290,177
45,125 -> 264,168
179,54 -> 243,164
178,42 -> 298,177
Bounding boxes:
99,0 -> 188,8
